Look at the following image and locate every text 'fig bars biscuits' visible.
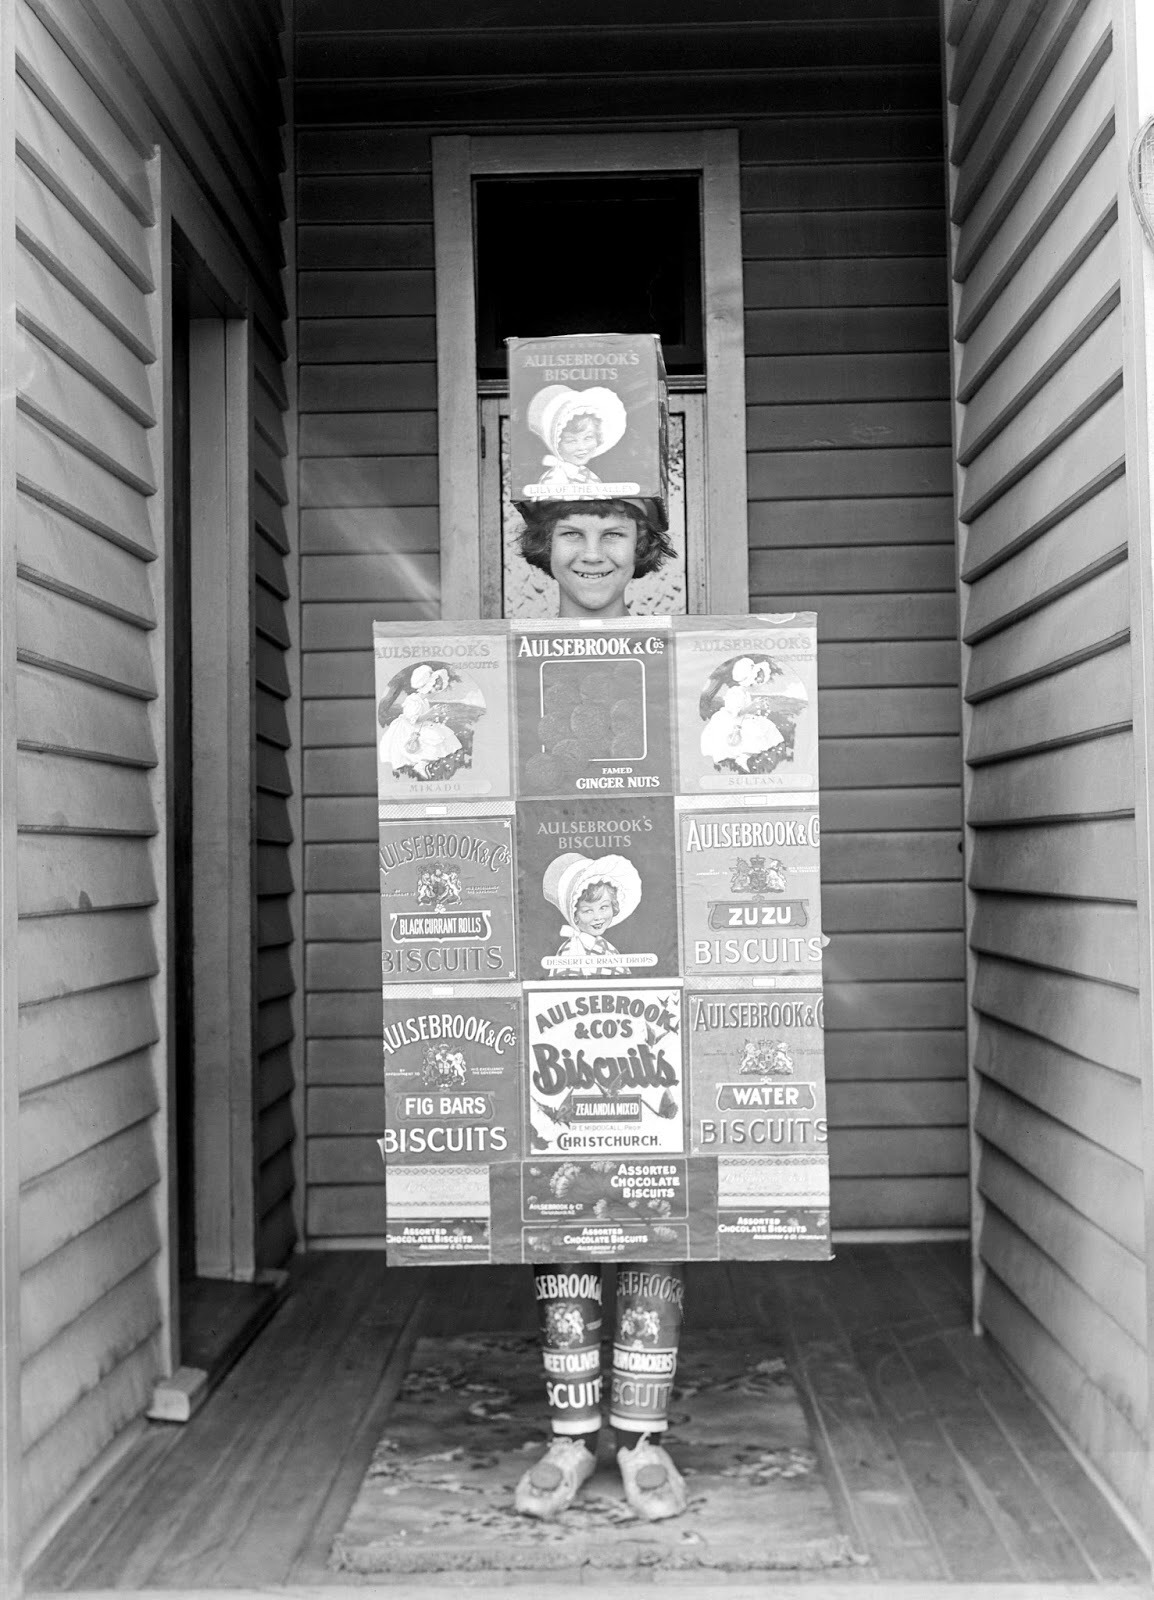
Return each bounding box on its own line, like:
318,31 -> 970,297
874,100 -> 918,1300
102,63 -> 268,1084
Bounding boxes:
374,623 -> 512,807
507,332 -> 669,527
672,614 -> 818,794
677,798 -> 823,980
381,986 -> 522,1170
512,619 -> 673,798
379,811 -> 517,981
516,797 -> 678,980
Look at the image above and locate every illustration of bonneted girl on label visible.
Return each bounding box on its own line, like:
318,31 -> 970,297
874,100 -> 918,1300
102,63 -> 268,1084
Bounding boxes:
542,852 -> 643,977
526,385 -> 631,497
672,618 -> 818,795
377,661 -> 482,783
697,654 -> 809,776
516,797 -> 679,980
374,627 -> 513,804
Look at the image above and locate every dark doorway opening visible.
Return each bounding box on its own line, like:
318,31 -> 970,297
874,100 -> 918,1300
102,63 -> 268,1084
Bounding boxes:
474,174 -> 703,378
168,235 -> 282,1378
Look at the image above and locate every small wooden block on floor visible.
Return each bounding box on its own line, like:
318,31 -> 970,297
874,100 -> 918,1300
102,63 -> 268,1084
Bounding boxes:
147,1368 -> 208,1424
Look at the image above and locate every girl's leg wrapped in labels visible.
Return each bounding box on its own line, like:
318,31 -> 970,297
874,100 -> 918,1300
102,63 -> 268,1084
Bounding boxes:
515,1262 -> 687,1520
611,1263 -> 688,1519
514,1266 -> 602,1517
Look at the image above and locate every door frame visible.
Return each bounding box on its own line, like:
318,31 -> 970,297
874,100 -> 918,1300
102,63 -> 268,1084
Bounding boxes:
154,159 -> 258,1358
432,130 -> 749,619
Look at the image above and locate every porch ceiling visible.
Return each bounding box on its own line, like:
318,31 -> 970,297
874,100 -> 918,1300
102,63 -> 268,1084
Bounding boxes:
294,0 -> 943,125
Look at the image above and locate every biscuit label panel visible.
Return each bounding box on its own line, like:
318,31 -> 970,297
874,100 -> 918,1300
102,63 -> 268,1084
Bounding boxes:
686,986 -> 826,1156
512,625 -> 673,797
514,1157 -> 689,1224
672,615 -> 818,794
379,816 -> 517,981
382,994 -> 521,1165
678,805 -> 823,978
374,625 -> 512,804
524,982 -> 685,1159
516,798 -> 678,978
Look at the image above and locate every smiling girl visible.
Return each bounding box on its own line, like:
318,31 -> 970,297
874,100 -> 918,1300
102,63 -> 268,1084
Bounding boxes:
518,498 -> 674,620
511,502 -> 689,1524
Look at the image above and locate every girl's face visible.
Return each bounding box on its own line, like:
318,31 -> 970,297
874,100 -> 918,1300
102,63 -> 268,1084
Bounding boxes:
557,416 -> 601,465
549,511 -> 639,619
573,886 -> 616,935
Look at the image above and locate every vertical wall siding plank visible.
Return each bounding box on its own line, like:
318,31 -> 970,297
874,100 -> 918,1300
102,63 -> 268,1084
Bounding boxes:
275,4 -> 302,1261
944,0 -> 1145,1524
254,382 -> 298,1272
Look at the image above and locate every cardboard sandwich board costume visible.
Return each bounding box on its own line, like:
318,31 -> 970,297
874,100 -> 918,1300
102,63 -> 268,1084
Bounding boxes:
375,329 -> 829,1266
374,613 -> 829,1266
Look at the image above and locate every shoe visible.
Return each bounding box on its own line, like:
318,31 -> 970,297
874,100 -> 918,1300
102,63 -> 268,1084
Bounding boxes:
617,1436 -> 688,1521
514,1434 -> 597,1519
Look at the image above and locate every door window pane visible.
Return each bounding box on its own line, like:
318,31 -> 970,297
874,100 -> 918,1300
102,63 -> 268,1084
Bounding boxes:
475,175 -> 703,378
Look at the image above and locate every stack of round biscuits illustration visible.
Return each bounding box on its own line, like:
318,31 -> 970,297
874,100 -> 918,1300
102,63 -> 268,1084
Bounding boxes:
523,661 -> 646,791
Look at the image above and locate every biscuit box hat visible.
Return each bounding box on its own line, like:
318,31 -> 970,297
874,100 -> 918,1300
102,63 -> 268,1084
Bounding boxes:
508,332 -> 670,529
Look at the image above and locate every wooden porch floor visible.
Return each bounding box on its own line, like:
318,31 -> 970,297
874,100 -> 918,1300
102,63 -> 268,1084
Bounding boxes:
29,1244 -> 1149,1590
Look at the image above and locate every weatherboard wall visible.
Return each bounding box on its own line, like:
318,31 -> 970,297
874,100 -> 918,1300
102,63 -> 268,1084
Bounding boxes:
9,0 -> 292,1550
294,0 -> 966,1244
943,0 -> 1147,1520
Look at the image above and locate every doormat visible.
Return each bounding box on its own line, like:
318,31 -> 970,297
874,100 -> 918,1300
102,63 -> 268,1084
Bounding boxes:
330,1329 -> 865,1575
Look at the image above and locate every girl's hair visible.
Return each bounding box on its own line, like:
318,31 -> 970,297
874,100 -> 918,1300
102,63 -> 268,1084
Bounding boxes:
518,499 -> 675,579
574,879 -> 619,918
